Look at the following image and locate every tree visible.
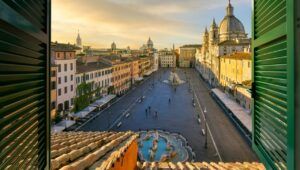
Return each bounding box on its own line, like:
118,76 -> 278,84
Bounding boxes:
108,86 -> 115,94
94,84 -> 103,98
73,81 -> 93,112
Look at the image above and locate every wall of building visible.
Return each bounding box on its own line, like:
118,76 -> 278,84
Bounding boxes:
153,53 -> 159,71
159,51 -> 176,68
217,44 -> 246,56
138,58 -> 151,76
179,47 -> 196,68
111,140 -> 138,170
54,51 -> 76,60
236,86 -> 251,110
75,67 -> 112,97
220,57 -> 251,87
112,62 -> 132,95
51,66 -> 57,120
54,55 -> 76,111
130,60 -> 140,83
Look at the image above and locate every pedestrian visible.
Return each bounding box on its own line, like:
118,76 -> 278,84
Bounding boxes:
148,106 -> 151,111
168,98 -> 171,103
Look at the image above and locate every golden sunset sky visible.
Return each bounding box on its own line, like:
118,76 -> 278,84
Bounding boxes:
52,0 -> 251,49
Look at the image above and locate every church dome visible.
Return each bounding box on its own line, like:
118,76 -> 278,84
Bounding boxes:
147,37 -> 153,46
219,16 -> 245,35
111,42 -> 116,50
219,1 -> 246,41
147,37 -> 154,49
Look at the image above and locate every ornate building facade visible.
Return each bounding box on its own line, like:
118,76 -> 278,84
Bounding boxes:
197,1 -> 251,87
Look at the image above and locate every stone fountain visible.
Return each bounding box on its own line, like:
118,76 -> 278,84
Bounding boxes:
138,130 -> 193,162
163,69 -> 185,86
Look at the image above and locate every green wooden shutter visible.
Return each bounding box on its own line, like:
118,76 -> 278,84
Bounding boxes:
295,1 -> 300,170
252,0 -> 295,169
0,0 -> 50,169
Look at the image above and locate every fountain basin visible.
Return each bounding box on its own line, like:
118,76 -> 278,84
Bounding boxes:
138,130 -> 193,162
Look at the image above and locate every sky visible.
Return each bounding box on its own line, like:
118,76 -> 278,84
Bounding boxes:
52,0 -> 251,49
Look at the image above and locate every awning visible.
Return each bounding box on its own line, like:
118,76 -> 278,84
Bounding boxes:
135,77 -> 143,81
93,94 -> 116,107
51,120 -> 75,132
144,71 -> 152,76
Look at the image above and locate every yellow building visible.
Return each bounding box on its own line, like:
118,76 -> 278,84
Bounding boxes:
129,58 -> 140,84
220,52 -> 251,87
138,57 -> 151,76
220,52 -> 252,110
101,55 -> 132,95
51,66 -> 57,121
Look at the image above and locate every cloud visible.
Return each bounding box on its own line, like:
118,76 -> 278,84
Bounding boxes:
52,0 -> 251,49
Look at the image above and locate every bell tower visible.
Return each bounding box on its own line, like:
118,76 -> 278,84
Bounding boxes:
76,29 -> 82,47
209,18 -> 219,45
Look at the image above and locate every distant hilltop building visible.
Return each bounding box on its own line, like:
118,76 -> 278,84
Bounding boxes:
147,37 -> 154,49
140,37 -> 155,52
197,0 -> 251,87
111,41 -> 117,51
76,30 -> 83,53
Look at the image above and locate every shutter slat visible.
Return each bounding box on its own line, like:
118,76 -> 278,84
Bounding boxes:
0,87 -> 44,107
254,0 -> 286,38
253,0 -> 294,169
0,0 -> 49,168
0,73 -> 44,84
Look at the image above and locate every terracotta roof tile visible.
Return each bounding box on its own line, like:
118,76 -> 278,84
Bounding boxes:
49,131 -> 265,170
137,162 -> 265,170
50,131 -> 137,170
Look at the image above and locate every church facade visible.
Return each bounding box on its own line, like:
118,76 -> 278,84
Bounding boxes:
197,1 -> 251,88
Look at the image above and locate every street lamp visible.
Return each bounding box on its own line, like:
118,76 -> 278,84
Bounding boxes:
204,107 -> 208,149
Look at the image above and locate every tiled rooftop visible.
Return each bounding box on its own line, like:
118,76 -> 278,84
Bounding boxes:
180,44 -> 202,48
51,131 -> 138,170
137,161 -> 265,170
51,42 -> 81,51
50,131 -> 265,170
76,61 -> 112,74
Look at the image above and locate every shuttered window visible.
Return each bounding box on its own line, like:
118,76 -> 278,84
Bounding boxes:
252,0 -> 295,169
0,0 -> 50,169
